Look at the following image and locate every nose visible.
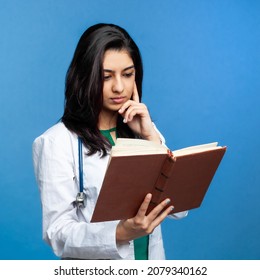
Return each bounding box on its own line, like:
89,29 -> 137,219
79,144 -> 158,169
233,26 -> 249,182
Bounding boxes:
112,76 -> 124,93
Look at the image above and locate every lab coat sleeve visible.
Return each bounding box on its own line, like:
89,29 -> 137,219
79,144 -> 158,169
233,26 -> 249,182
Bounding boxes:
32,132 -> 129,259
168,210 -> 188,220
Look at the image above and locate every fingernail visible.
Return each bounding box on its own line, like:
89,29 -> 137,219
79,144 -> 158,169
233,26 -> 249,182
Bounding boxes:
171,206 -> 175,211
166,199 -> 171,204
123,118 -> 127,123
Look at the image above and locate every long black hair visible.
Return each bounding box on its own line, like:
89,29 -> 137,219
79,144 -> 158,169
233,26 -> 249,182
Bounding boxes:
62,23 -> 143,156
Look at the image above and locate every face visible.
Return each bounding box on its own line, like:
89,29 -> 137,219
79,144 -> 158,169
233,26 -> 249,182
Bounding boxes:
101,49 -> 136,115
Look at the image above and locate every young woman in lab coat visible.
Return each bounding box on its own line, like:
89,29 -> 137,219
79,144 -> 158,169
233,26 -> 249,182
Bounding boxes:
33,23 -> 187,260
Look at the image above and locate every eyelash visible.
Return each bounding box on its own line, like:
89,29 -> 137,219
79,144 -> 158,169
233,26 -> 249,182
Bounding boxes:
123,72 -> 134,78
103,72 -> 134,81
103,75 -> 111,81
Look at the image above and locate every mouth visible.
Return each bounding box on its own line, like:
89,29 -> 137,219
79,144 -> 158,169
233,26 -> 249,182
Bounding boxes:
110,96 -> 126,104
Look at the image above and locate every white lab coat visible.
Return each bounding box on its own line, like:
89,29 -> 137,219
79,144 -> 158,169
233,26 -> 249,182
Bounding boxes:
32,122 -> 187,259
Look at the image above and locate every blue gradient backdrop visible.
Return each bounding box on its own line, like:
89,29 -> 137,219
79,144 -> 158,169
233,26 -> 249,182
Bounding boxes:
0,0 -> 259,259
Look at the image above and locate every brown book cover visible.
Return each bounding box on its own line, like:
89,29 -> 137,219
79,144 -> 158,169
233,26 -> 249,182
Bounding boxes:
91,139 -> 226,222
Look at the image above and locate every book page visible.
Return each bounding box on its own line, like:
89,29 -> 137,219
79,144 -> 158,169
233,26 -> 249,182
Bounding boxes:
112,138 -> 222,157
112,138 -> 168,157
173,142 -> 221,157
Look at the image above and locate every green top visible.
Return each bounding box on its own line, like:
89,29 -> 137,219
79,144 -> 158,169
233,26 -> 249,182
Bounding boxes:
100,128 -> 149,260
100,127 -> 117,146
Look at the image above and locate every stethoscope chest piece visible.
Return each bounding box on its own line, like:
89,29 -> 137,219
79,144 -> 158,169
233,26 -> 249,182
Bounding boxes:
76,192 -> 86,208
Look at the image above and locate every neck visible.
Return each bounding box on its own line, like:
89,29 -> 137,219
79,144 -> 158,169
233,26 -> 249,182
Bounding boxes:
98,110 -> 118,130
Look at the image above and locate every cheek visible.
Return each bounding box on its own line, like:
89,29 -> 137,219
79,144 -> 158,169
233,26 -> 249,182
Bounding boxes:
126,80 -> 135,96
102,84 -> 110,98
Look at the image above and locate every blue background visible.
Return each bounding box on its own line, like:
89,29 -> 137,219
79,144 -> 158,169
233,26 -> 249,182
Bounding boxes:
0,0 -> 259,260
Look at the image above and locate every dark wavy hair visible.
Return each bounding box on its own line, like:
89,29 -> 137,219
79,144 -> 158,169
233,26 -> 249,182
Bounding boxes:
62,23 -> 143,156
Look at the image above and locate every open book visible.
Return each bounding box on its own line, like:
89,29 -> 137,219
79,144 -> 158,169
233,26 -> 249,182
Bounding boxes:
91,139 -> 226,222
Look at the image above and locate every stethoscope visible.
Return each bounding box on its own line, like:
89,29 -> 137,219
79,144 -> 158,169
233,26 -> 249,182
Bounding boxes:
75,137 -> 86,208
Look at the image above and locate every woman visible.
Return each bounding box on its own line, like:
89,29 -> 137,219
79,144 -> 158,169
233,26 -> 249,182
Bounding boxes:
33,23 -> 187,260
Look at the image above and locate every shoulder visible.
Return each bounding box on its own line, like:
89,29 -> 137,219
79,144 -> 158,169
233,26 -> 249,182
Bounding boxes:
32,122 -> 77,155
37,122 -> 71,140
34,122 -> 74,143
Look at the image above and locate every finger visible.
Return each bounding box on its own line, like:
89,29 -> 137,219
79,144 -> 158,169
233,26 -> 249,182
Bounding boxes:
149,205 -> 175,229
122,102 -> 148,122
132,82 -> 140,103
135,193 -> 152,218
118,100 -> 134,115
147,198 -> 172,220
119,101 -> 144,121
123,106 -> 144,123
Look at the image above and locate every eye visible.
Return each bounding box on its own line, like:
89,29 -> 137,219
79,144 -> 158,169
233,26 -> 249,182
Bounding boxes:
103,75 -> 111,81
123,72 -> 134,78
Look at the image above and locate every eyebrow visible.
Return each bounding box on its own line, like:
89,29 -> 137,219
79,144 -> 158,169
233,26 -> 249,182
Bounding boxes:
103,65 -> 135,73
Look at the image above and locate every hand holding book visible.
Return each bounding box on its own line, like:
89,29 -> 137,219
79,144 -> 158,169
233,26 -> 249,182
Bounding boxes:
116,193 -> 174,243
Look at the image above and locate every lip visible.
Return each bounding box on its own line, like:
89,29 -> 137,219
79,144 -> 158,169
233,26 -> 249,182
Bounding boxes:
110,96 -> 126,104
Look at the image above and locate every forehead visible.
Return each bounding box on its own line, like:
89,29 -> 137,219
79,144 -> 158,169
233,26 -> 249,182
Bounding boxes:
103,49 -> 133,70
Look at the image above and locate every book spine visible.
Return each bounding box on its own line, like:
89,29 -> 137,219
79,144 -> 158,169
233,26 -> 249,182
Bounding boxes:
147,151 -> 175,213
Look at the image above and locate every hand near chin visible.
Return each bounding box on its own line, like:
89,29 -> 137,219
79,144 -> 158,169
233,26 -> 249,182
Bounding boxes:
118,83 -> 161,143
116,193 -> 174,243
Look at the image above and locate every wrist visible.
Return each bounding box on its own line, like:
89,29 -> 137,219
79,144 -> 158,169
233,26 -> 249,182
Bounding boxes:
116,221 -> 136,244
144,129 -> 162,144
